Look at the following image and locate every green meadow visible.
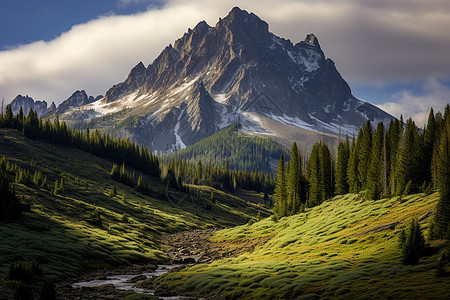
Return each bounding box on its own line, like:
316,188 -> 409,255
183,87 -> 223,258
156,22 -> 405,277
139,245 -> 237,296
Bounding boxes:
0,129 -> 263,279
156,193 -> 450,299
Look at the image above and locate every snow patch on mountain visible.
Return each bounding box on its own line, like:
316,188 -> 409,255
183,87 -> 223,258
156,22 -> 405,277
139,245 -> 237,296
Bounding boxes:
80,91 -> 154,117
240,112 -> 272,134
170,76 -> 200,96
268,114 -> 315,131
174,109 -> 187,150
288,49 -> 321,72
308,114 -> 358,136
214,93 -> 228,104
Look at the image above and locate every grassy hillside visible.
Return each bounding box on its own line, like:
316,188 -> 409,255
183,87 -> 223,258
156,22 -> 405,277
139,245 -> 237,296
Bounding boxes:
0,129 -> 264,279
156,192 -> 450,299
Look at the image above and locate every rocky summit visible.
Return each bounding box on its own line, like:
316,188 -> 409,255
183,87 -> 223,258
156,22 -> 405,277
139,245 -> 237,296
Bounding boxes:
10,95 -> 51,117
54,7 -> 393,153
9,90 -> 102,118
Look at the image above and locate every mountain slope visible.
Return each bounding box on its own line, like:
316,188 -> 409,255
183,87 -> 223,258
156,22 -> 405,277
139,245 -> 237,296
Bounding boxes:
156,193 -> 450,299
166,122 -> 286,173
0,129 -> 263,279
59,7 -> 393,153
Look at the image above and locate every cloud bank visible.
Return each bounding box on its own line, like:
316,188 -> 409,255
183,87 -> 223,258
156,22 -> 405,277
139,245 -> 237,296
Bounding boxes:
1,0 -> 449,125
377,78 -> 450,126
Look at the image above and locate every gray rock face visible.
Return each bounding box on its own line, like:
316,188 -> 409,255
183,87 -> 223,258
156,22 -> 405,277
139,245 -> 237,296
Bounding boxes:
10,95 -> 48,117
9,90 -> 102,118
53,90 -> 101,115
61,7 -> 393,153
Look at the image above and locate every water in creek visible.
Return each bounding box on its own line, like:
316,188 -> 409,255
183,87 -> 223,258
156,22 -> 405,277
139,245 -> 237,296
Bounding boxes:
72,264 -> 185,299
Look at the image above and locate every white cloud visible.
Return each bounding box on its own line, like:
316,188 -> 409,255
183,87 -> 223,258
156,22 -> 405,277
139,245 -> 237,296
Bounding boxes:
377,78 -> 450,126
0,0 -> 449,124
0,2 -> 217,103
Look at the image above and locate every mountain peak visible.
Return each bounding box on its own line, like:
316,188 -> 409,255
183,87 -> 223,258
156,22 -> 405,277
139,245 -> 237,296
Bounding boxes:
64,8 -> 393,153
228,6 -> 247,18
219,6 -> 268,33
194,20 -> 210,32
304,33 -> 321,48
130,62 -> 146,76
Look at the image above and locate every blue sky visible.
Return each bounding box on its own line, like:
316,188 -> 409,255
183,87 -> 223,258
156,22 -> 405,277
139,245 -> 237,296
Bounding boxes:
1,0 -> 450,126
0,0 -> 162,48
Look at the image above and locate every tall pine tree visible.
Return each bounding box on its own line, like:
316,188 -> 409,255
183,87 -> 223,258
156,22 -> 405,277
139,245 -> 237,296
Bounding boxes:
307,141 -> 333,206
366,122 -> 385,200
274,153 -> 287,218
335,136 -> 350,195
396,118 -> 421,195
436,115 -> 450,237
357,120 -> 372,190
347,134 -> 360,193
421,108 -> 437,185
286,143 -> 303,214
386,118 -> 402,195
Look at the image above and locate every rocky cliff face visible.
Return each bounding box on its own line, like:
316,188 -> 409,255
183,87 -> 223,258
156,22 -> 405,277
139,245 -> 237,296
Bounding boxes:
10,95 -> 50,117
53,90 -> 102,115
9,91 -> 102,119
59,7 -> 393,153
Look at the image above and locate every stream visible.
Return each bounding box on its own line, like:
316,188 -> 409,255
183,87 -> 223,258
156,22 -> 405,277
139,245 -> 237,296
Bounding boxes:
72,264 -> 186,299
67,229 -> 233,299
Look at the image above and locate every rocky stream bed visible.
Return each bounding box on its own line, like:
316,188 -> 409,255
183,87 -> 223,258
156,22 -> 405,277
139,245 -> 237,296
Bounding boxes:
57,228 -> 252,299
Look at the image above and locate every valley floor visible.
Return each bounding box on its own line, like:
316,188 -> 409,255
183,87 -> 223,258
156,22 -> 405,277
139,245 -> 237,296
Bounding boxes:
154,193 -> 450,299
55,192 -> 450,300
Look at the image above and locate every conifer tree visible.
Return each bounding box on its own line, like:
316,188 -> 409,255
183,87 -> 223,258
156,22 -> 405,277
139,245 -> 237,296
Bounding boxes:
436,116 -> 450,237
319,141 -> 333,201
396,118 -> 421,195
335,136 -> 350,195
59,178 -> 64,194
0,157 -> 21,221
286,143 -> 302,214
196,160 -> 203,183
386,118 -> 402,195
422,108 -> 437,185
347,137 -> 359,193
274,153 -> 287,218
17,107 -> 24,131
41,175 -> 47,189
306,143 -> 320,207
53,180 -> 59,195
137,174 -> 143,189
357,121 -> 372,190
110,163 -> 119,179
306,141 -> 333,206
4,104 -> 14,128
366,122 -> 385,200
401,218 -> 425,265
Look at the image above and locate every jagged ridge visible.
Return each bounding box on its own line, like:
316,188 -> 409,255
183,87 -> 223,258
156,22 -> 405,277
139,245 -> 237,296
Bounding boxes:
54,7 -> 394,153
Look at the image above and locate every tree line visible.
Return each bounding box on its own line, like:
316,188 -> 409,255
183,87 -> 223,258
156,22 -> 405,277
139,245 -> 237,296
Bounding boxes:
163,156 -> 275,195
274,105 -> 450,239
0,105 -> 272,200
0,104 -> 160,179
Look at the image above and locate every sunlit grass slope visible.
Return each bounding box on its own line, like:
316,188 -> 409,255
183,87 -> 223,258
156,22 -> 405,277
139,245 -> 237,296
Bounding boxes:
0,129 -> 262,279
156,193 -> 450,299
